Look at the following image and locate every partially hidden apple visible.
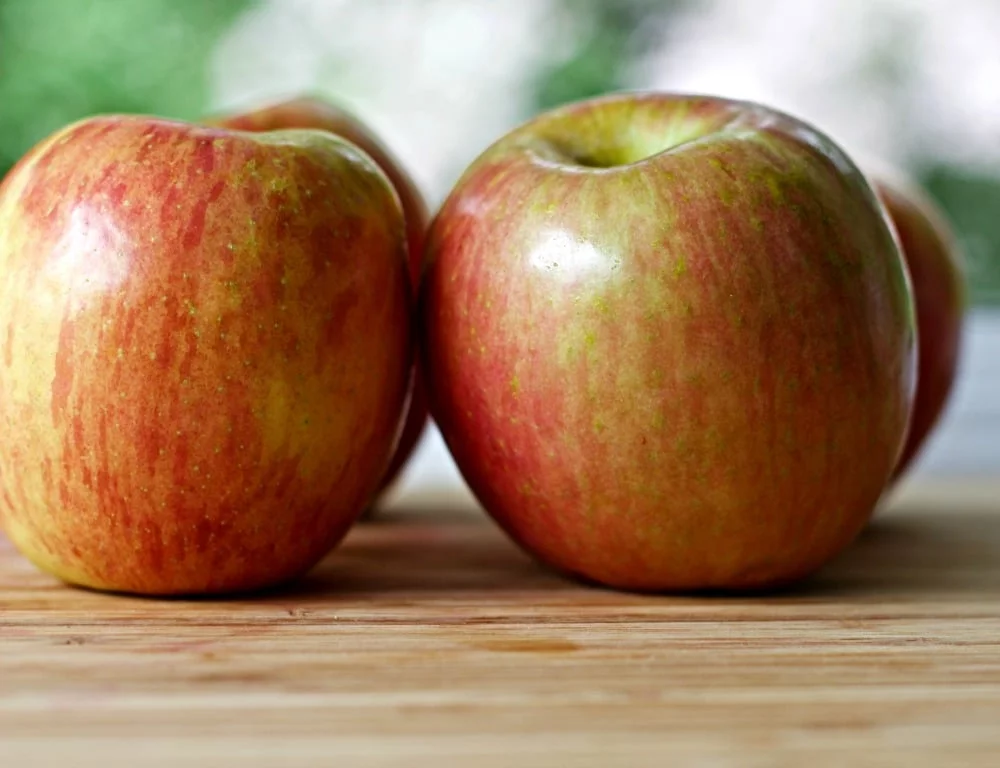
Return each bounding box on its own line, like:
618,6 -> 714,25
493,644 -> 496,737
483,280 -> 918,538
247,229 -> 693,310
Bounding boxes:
873,175 -> 966,480
208,97 -> 430,496
0,115 -> 412,595
421,92 -> 917,592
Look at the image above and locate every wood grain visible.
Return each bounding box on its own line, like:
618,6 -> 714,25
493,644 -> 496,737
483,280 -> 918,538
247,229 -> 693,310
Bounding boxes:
1,479 -> 999,767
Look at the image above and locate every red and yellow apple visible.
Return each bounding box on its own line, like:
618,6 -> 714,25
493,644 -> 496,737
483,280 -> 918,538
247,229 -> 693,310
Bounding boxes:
208,97 -> 430,494
421,92 -> 917,591
0,115 -> 412,595
873,175 -> 966,479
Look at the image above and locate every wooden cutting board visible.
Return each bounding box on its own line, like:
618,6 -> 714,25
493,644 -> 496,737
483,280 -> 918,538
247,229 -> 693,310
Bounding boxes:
1,479 -> 999,767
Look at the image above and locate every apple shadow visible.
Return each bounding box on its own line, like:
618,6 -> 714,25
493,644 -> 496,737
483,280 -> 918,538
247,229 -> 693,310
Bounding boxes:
795,501 -> 1000,600
263,505 -> 573,600
250,491 -> 1000,605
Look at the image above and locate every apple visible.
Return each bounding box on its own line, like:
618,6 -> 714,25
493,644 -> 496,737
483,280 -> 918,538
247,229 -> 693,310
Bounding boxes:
0,115 -> 412,595
208,97 -> 430,495
421,92 -> 917,592
873,175 -> 966,480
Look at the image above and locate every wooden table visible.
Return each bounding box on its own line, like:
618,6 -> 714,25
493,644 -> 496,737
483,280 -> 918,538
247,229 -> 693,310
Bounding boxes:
2,479 -> 999,767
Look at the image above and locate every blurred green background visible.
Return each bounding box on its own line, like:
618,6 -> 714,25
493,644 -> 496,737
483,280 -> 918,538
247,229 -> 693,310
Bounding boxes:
1,0 -> 999,304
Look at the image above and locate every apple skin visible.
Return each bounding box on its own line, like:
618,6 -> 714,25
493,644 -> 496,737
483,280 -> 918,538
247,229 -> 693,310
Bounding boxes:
208,97 -> 430,494
0,115 -> 412,595
207,97 -> 428,283
421,92 -> 917,592
873,176 -> 966,480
